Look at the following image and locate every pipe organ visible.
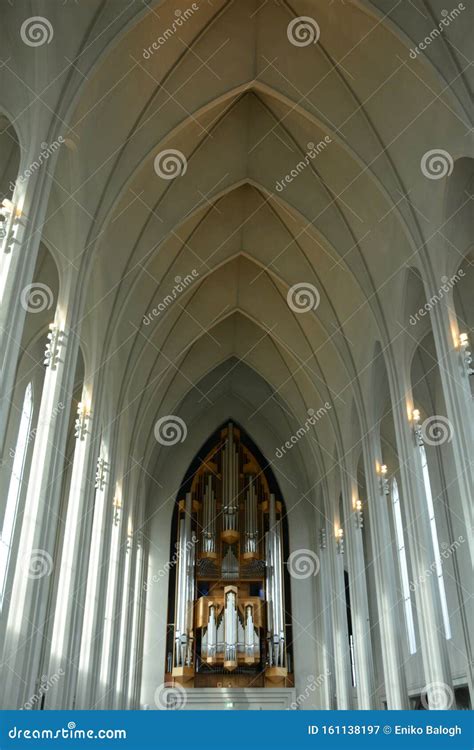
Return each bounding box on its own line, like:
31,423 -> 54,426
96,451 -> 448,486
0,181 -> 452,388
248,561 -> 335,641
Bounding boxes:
168,423 -> 292,688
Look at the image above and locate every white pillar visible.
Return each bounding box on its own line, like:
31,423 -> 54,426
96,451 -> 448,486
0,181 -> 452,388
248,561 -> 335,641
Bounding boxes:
43,384 -> 97,708
389,369 -> 453,707
342,467 -> 376,708
362,430 -> 409,708
0,282 -> 82,708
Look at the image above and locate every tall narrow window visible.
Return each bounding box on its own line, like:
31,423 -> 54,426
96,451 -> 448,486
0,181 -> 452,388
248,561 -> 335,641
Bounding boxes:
0,382 -> 33,608
391,478 -> 417,654
418,444 -> 452,640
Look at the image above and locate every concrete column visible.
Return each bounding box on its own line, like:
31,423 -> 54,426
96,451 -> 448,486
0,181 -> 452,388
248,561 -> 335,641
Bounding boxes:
0,279 -> 82,708
389,367 -> 453,708
74,425 -> 115,709
428,288 -> 473,567
362,429 -> 409,708
341,465 -> 376,708
43,381 -> 99,708
327,473 -> 352,709
0,136 -> 58,455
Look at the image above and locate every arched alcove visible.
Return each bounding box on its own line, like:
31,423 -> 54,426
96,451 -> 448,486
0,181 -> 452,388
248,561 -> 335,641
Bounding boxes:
165,420 -> 294,691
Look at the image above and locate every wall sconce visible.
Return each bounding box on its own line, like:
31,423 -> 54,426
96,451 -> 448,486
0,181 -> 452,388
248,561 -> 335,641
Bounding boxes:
459,333 -> 474,376
0,199 -> 21,252
126,518 -> 133,552
44,324 -> 65,370
113,495 -> 122,526
95,456 -> 108,491
74,401 -> 91,441
354,499 -> 364,529
412,408 -> 424,446
319,527 -> 327,550
378,464 -> 389,495
336,527 -> 344,555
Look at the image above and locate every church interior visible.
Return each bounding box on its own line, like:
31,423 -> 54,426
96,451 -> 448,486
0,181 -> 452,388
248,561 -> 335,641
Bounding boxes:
0,0 -> 472,711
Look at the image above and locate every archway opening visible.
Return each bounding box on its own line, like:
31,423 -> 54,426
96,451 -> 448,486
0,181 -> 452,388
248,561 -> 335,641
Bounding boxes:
165,420 -> 294,690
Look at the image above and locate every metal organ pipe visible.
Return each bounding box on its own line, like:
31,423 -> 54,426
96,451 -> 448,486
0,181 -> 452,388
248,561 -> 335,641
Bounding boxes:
224,590 -> 237,664
202,475 -> 216,553
207,605 -> 217,660
223,424 -> 238,534
174,492 -> 193,668
244,476 -> 257,554
267,493 -> 286,669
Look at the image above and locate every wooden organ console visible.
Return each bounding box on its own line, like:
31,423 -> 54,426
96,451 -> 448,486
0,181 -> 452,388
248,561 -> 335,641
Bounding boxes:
168,423 -> 293,689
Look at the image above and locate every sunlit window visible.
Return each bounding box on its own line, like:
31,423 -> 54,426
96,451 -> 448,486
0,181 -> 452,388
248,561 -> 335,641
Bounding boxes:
391,478 -> 417,654
0,383 -> 33,608
418,444 -> 452,640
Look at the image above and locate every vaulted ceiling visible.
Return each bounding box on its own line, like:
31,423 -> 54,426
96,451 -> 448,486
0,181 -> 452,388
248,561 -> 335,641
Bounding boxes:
2,0 -> 472,494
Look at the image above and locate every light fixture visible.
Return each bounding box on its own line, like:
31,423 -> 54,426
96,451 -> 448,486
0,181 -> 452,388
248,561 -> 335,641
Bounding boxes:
44,324 -> 65,370
0,199 -> 21,251
319,527 -> 327,549
74,401 -> 91,441
354,499 -> 364,529
412,408 -> 424,446
126,518 -> 133,551
378,463 -> 389,495
95,456 -> 108,491
113,495 -> 122,526
459,333 -> 474,376
336,527 -> 344,555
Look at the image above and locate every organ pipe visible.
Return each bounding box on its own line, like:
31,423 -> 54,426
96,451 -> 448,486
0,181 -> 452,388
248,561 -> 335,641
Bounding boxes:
202,475 -> 216,555
244,475 -> 258,556
224,588 -> 238,668
267,493 -> 286,669
174,492 -> 193,669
